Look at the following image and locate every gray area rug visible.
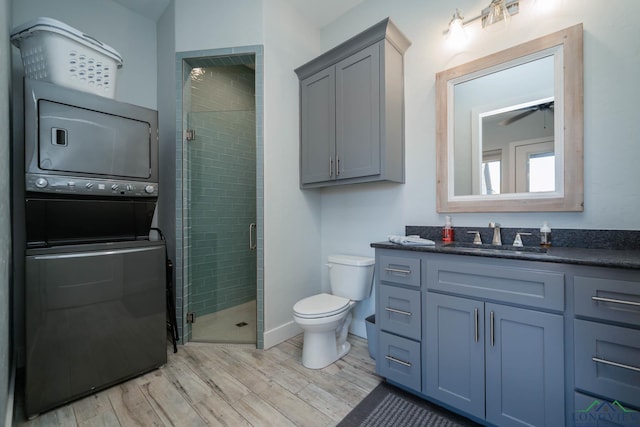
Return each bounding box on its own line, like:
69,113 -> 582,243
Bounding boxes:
338,382 -> 482,427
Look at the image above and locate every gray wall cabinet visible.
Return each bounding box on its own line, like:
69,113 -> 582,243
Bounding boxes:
373,248 -> 640,426
295,18 -> 410,188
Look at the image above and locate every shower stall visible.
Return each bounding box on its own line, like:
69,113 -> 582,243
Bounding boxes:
176,47 -> 264,346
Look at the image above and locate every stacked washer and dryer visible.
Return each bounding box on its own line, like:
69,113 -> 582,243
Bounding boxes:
11,18 -> 167,417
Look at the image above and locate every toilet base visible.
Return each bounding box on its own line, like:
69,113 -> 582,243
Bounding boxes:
300,312 -> 353,369
301,332 -> 352,369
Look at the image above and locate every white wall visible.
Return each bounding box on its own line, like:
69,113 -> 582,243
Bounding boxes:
1,0 -> 12,422
156,1 -> 177,333
173,0 -> 323,347
11,0 -> 158,108
174,0 -> 263,52
262,0 -> 323,346
317,0 -> 640,336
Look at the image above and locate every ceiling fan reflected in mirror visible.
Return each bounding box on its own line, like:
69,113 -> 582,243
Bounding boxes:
499,101 -> 554,126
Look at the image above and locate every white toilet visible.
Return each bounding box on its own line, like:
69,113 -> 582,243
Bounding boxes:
292,254 -> 375,369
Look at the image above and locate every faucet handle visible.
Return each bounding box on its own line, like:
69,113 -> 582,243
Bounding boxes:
513,232 -> 532,247
467,231 -> 482,245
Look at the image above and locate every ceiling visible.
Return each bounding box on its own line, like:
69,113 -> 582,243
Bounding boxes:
284,0 -> 363,28
112,0 -> 362,27
112,0 -> 170,22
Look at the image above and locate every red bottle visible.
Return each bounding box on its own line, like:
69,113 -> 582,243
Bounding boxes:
442,216 -> 454,243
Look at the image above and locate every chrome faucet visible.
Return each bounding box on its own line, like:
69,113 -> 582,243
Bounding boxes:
489,222 -> 501,246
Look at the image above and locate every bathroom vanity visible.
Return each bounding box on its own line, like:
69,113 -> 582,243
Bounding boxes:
371,238 -> 640,427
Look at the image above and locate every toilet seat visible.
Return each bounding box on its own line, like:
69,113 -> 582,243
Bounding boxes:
293,293 -> 351,319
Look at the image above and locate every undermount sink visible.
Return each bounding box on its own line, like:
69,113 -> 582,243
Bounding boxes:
443,242 -> 548,254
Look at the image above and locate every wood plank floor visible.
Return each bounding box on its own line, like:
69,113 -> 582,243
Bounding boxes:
13,334 -> 382,427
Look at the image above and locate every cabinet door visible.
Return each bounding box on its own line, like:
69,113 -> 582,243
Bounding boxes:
485,303 -> 565,427
335,43 -> 381,180
300,67 -> 335,184
426,293 -> 485,419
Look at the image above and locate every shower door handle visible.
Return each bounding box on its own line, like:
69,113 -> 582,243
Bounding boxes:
249,223 -> 257,250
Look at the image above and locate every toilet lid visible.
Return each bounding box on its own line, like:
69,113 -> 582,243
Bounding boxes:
293,293 -> 351,318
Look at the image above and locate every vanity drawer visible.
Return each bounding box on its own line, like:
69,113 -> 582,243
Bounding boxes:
379,255 -> 421,288
575,392 -> 640,424
378,331 -> 421,392
379,284 -> 421,340
427,257 -> 564,311
575,276 -> 640,325
574,319 -> 640,409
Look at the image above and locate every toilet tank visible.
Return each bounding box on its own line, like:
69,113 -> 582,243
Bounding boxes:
328,254 -> 375,300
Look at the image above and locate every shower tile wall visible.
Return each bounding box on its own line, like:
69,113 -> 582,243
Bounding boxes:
188,65 -> 257,317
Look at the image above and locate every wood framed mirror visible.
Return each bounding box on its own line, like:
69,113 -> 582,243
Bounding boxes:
436,24 -> 583,212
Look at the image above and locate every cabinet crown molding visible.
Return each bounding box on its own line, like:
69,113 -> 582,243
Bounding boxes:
295,17 -> 411,80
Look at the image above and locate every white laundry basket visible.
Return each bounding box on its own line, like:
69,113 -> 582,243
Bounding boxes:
11,17 -> 123,98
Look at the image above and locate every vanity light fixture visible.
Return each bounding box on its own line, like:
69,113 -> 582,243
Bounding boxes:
445,0 -> 519,38
446,9 -> 469,46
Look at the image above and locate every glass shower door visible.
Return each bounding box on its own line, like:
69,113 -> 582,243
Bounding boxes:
186,108 -> 257,343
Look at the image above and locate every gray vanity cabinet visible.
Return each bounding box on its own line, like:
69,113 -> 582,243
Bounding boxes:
376,252 -> 422,392
573,272 -> 640,412
426,256 -> 565,426
426,291 -> 565,426
295,18 -> 410,188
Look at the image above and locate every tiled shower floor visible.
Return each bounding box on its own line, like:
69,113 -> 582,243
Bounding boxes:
191,300 -> 256,344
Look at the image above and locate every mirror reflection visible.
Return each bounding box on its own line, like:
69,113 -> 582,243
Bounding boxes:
453,54 -> 556,196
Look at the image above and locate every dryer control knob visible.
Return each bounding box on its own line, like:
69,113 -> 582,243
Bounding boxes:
35,177 -> 48,188
144,185 -> 155,194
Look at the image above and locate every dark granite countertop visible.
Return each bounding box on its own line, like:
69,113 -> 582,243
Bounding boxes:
370,241 -> 640,269
371,226 -> 640,269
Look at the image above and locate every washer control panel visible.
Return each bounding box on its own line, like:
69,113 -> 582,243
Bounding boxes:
26,174 -> 158,197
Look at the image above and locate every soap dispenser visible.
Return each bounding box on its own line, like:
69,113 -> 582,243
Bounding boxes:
540,222 -> 551,247
442,216 -> 454,243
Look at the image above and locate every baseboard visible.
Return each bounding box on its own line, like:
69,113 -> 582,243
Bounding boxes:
4,358 -> 15,427
263,320 -> 302,349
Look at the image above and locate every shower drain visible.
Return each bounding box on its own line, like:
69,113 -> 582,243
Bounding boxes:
236,322 -> 248,327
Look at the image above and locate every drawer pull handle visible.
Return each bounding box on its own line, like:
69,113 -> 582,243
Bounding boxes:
385,355 -> 412,367
591,296 -> 640,307
474,308 -> 479,343
384,267 -> 411,276
385,307 -> 412,316
592,357 -> 640,373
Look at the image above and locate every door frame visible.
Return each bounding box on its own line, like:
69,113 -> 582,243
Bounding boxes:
174,46 -> 264,348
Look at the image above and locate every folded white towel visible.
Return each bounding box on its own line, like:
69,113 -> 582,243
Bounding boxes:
388,235 -> 435,246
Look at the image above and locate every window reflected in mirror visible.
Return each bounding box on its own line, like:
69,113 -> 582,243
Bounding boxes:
481,150 -> 501,195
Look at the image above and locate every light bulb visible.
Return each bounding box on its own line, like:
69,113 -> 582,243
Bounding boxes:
447,9 -> 469,49
486,0 -> 510,27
